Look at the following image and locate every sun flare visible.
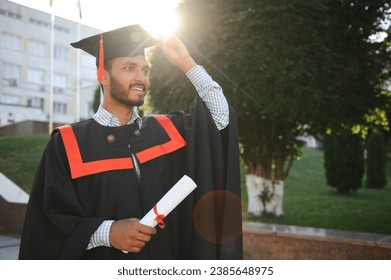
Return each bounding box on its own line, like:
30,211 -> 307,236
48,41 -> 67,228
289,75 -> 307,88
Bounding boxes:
119,0 -> 181,40
140,8 -> 180,40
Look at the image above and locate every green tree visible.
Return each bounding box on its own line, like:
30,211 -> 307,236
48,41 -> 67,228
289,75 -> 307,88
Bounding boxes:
148,0 -> 391,215
324,133 -> 338,187
92,86 -> 101,113
366,129 -> 387,188
325,129 -> 364,194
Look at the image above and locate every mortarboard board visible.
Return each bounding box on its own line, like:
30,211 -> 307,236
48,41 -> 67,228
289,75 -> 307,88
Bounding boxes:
71,24 -> 157,82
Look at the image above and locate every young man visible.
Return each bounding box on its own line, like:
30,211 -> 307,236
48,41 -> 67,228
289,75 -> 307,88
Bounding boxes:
19,25 -> 242,259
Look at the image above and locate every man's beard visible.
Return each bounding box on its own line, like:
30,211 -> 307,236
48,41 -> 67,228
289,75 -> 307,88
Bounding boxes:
109,75 -> 145,107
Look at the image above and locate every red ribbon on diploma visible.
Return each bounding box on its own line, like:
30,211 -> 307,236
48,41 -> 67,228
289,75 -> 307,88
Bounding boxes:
153,205 -> 166,229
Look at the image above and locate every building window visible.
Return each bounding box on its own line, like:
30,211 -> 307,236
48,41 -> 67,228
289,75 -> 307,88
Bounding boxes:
28,18 -> 68,33
28,39 -> 46,57
54,73 -> 67,89
1,33 -> 21,51
81,79 -> 96,89
27,97 -> 44,109
54,25 -> 69,33
2,63 -> 21,80
54,102 -> 67,114
29,18 -> 50,28
27,68 -> 45,85
0,94 -> 20,105
0,9 -> 22,20
54,45 -> 69,61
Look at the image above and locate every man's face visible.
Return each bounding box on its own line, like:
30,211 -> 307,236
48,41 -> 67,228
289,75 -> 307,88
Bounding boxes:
107,55 -> 150,107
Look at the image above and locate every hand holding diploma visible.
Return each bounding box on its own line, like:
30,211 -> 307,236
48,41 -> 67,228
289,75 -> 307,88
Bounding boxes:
119,175 -> 197,253
110,218 -> 157,254
139,175 -> 197,228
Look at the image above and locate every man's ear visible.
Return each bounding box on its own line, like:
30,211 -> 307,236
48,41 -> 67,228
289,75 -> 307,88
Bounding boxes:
97,69 -> 109,85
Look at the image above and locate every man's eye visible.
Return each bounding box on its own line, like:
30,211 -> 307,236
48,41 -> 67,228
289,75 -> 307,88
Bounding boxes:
125,66 -> 134,71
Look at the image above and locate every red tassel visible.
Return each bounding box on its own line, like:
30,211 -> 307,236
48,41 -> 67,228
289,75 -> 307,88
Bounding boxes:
97,33 -> 104,82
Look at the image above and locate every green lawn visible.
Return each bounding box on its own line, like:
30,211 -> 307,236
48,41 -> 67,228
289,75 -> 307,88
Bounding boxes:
1,135 -> 391,235
244,147 -> 391,235
0,134 -> 49,193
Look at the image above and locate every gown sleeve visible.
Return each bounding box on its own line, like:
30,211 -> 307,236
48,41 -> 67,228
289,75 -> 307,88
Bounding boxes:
172,97 -> 243,259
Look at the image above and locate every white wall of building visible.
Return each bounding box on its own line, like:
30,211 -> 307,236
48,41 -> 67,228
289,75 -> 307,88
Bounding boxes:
0,0 -> 100,127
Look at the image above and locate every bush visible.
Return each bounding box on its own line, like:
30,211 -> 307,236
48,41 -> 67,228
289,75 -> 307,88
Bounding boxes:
365,129 -> 387,189
324,130 -> 364,194
324,134 -> 337,187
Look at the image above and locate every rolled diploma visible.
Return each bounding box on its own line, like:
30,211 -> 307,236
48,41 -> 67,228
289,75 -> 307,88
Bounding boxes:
122,175 -> 196,253
139,175 -> 197,227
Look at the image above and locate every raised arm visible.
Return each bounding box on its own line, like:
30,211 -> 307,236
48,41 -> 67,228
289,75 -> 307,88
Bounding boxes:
158,37 -> 229,130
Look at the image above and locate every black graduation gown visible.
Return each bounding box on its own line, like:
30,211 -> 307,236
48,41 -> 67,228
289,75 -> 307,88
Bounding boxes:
18,98 -> 243,260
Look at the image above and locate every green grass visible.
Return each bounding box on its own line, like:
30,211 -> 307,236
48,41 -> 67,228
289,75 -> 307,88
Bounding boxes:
0,134 -> 49,193
1,135 -> 391,235
244,147 -> 391,235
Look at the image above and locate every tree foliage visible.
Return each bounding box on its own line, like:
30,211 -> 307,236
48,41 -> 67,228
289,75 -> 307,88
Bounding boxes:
324,129 -> 364,194
148,0 -> 391,185
92,86 -> 100,113
366,129 -> 387,188
324,133 -> 338,187
336,131 -> 365,194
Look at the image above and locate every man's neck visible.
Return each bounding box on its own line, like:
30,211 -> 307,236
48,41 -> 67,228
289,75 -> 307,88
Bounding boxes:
101,104 -> 133,126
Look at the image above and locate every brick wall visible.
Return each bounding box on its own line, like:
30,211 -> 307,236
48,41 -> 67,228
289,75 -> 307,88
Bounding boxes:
243,227 -> 391,260
0,197 -> 26,234
0,120 -> 64,136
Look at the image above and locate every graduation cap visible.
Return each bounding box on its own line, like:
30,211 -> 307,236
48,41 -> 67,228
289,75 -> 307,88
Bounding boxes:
71,24 -> 157,82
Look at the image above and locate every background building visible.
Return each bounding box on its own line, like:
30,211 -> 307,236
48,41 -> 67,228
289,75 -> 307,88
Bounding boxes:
0,0 -> 99,129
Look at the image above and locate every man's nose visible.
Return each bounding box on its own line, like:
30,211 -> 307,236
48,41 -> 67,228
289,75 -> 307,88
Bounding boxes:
135,69 -> 147,83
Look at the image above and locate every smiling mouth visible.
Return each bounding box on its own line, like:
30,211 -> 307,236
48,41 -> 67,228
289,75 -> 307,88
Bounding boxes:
129,84 -> 146,93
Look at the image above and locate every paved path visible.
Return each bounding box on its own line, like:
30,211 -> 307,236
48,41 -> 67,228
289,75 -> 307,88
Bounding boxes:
0,234 -> 20,260
244,222 -> 391,244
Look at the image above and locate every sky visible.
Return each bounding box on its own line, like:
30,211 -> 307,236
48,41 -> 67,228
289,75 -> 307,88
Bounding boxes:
9,0 -> 389,41
9,0 -> 182,36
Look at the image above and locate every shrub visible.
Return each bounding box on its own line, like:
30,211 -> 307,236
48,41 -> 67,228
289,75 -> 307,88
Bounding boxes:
324,130 -> 364,194
324,134 -> 337,187
365,129 -> 387,189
